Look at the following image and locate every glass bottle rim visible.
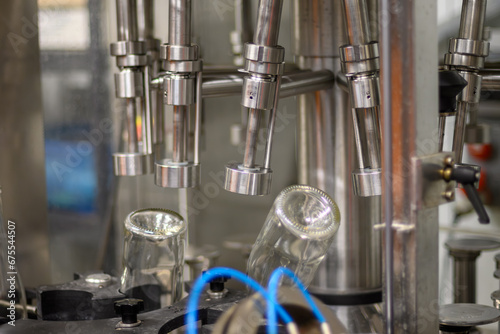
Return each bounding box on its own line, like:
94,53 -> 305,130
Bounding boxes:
274,185 -> 341,239
125,208 -> 186,240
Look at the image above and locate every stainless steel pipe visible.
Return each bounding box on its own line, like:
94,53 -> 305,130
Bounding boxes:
459,0 -> 487,40
380,0 -> 440,332
172,106 -> 188,163
235,0 -> 253,43
353,107 -> 381,169
202,70 -> 335,99
482,74 -> 500,91
169,0 -> 191,46
293,0 -> 382,305
116,0 -> 139,41
254,0 -> 284,46
137,0 -> 154,40
341,0 -> 372,45
243,109 -> 262,168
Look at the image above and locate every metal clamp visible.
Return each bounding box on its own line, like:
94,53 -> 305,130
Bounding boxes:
110,41 -> 147,57
160,44 -> 199,61
340,42 -> 380,76
444,38 -> 490,70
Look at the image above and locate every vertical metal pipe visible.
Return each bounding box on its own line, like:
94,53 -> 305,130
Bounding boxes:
295,0 -> 382,301
254,0 -> 284,46
194,72 -> 202,165
116,0 -> 139,41
137,0 -> 154,41
451,252 -> 479,303
380,0 -> 439,332
438,116 -> 446,152
366,0 -> 379,42
169,0 -> 191,46
353,107 -> 381,169
143,68 -> 153,154
453,101 -> 469,162
379,0 -> 394,331
459,0 -> 487,41
235,0 -> 253,43
172,106 -> 188,162
126,99 -> 139,153
341,0 -> 372,45
243,109 -> 262,168
264,76 -> 282,169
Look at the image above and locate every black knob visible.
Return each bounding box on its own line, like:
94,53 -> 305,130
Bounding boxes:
449,164 -> 490,224
114,298 -> 144,324
206,273 -> 230,293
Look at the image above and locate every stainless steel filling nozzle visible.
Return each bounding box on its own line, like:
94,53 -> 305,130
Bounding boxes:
111,0 -> 154,176
340,0 -> 381,197
224,0 -> 285,196
443,0 -> 490,163
154,0 -> 202,189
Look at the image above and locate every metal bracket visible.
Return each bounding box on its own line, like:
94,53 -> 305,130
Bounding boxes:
413,152 -> 456,209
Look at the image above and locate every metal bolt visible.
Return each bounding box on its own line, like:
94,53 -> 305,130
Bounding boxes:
444,155 -> 455,167
443,190 -> 455,201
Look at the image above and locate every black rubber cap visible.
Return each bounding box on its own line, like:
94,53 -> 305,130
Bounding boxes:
439,71 -> 468,114
114,298 -> 144,324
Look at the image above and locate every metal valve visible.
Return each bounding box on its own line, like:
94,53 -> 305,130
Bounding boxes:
224,0 -> 285,196
442,161 -> 490,224
340,0 -> 382,197
110,0 -> 154,176
154,0 -> 203,189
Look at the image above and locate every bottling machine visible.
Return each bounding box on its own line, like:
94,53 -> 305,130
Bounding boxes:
1,0 -> 500,333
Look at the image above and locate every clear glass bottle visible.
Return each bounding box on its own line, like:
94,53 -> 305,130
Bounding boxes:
120,208 -> 186,309
247,185 -> 341,288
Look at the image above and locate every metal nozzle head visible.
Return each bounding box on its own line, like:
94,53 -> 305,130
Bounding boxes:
352,168 -> 382,197
113,153 -> 154,176
154,159 -> 200,188
224,163 -> 272,196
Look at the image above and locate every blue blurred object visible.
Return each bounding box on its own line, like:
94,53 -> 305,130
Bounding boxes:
45,139 -> 97,213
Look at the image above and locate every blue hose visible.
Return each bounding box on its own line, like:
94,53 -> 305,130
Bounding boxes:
185,267 -> 293,334
267,267 -> 327,334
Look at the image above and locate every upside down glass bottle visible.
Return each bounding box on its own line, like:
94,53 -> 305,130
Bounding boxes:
247,185 -> 341,288
120,208 -> 186,310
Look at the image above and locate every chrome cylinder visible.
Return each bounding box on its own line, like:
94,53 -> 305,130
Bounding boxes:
459,0 -> 487,41
136,0 -> 154,41
169,0 -> 191,46
450,250 -> 479,303
243,109 -> 262,168
254,0 -> 284,47
294,0 -> 382,300
380,0 -> 440,331
125,98 -> 140,153
172,106 -> 188,163
341,0 -> 372,45
116,0 -> 138,41
353,107 -> 381,170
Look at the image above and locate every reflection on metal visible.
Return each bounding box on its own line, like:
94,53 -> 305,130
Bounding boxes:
0,0 -> 50,286
293,0 -> 382,301
380,0 -> 440,332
